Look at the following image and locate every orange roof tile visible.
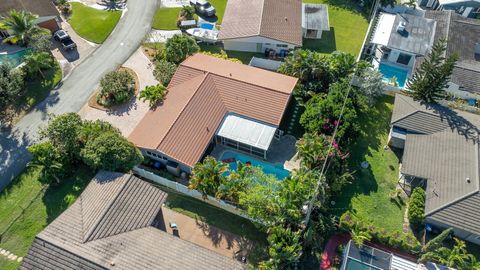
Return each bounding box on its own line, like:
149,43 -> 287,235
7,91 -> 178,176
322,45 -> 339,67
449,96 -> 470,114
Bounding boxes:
129,54 -> 297,167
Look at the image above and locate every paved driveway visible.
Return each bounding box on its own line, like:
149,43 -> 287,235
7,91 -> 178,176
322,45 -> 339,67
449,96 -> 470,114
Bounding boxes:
0,0 -> 159,190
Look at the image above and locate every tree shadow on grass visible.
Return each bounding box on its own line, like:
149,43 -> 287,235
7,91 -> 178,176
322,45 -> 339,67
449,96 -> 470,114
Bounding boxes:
303,27 -> 337,54
43,165 -> 95,223
331,95 -> 395,212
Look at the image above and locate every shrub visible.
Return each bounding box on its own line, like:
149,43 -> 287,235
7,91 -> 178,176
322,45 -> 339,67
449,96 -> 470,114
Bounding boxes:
97,70 -> 135,107
200,50 -> 242,64
153,60 -> 177,86
408,187 -> 426,228
139,84 -> 168,107
29,32 -> 53,52
164,34 -> 200,64
80,131 -> 143,172
0,62 -> 25,108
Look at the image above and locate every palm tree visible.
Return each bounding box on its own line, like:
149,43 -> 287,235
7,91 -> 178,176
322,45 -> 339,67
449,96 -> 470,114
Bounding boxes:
296,133 -> 330,169
420,238 -> 480,270
27,142 -> 64,185
180,5 -> 195,20
350,224 -> 372,247
139,84 -> 168,107
23,51 -> 54,79
0,10 -> 42,46
189,156 -> 228,199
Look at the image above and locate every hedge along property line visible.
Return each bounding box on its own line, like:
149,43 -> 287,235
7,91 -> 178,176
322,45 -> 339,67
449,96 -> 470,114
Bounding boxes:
133,166 -> 260,223
408,187 -> 426,228
88,67 -> 140,111
339,211 -> 422,254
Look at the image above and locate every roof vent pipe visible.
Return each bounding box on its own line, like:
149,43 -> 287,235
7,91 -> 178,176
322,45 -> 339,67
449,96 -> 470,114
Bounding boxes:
466,178 -> 471,183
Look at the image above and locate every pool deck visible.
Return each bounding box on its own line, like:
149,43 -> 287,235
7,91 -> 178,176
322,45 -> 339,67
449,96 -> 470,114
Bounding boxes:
209,135 -> 300,171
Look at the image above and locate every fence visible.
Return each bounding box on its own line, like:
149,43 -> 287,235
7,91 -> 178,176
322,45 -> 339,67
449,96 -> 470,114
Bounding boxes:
133,167 -> 252,220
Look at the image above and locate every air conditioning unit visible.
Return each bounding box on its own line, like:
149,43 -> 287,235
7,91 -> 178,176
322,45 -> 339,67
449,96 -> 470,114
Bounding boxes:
397,21 -> 407,33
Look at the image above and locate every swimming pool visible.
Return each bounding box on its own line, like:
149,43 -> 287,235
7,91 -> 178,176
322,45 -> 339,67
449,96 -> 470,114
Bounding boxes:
378,62 -> 409,88
219,150 -> 290,180
199,23 -> 214,30
0,49 -> 29,67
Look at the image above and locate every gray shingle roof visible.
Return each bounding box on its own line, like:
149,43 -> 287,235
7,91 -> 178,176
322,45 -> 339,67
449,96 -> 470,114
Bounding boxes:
21,171 -> 245,270
392,94 -> 480,235
420,10 -> 480,94
0,0 -> 59,17
387,13 -> 436,55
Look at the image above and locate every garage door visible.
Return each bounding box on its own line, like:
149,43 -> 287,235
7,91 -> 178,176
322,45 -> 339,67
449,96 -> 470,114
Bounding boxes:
223,40 -> 258,52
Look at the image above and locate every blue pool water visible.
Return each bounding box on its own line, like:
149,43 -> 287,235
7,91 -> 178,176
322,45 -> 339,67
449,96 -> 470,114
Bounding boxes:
378,63 -> 409,88
219,151 -> 290,180
199,23 -> 214,30
0,49 -> 29,67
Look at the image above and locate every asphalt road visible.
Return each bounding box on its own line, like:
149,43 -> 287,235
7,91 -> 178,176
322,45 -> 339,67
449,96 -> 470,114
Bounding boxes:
0,0 -> 158,190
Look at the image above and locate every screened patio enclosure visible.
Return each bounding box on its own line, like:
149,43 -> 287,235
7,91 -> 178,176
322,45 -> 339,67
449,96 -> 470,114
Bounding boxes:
215,113 -> 281,159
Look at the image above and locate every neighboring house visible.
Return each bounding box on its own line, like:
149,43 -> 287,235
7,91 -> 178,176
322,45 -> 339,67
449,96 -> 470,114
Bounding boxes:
419,10 -> 480,98
0,0 -> 60,38
128,54 -> 298,176
367,12 -> 436,88
219,0 -> 329,53
418,0 -> 480,18
20,171 -> 245,270
388,94 -> 480,245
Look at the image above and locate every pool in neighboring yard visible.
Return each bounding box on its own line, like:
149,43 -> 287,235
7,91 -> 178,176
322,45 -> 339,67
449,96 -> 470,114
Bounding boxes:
0,49 -> 29,66
199,23 -> 215,30
219,150 -> 290,180
378,62 -> 409,88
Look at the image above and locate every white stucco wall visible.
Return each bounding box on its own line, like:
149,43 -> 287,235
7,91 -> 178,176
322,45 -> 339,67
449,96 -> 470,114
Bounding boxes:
222,36 -> 297,52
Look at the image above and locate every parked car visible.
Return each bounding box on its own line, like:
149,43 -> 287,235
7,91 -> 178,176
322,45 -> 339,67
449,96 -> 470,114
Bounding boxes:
189,0 -> 216,17
53,30 -> 76,51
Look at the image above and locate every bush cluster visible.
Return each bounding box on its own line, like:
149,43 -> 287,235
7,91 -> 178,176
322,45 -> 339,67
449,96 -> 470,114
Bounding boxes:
97,70 -> 135,107
408,187 -> 426,228
153,60 -> 177,86
339,211 -> 422,254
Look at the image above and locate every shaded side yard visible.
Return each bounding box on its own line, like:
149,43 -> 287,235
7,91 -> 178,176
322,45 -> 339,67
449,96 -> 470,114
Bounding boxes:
0,166 -> 95,270
332,95 -> 406,233
69,3 -> 122,43
303,0 -> 368,56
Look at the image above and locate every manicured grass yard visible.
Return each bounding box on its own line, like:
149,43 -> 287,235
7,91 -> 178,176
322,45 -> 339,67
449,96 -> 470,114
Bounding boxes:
152,8 -> 181,30
69,2 -> 121,43
0,166 -> 95,270
332,95 -> 406,233
303,0 -> 369,56
209,0 -> 228,24
18,61 -> 62,109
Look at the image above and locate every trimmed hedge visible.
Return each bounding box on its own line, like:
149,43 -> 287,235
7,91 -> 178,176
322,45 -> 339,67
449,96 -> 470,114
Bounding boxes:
339,211 -> 422,254
408,187 -> 426,228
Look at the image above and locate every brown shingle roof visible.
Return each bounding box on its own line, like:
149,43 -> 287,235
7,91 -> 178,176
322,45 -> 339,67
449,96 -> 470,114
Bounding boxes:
0,0 -> 59,17
219,0 -> 303,46
129,54 -> 297,167
20,172 -> 245,270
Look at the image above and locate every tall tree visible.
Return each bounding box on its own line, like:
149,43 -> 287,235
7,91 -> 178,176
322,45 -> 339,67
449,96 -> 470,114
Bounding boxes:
420,238 -> 480,270
0,62 -> 24,108
0,10 -> 42,45
189,156 -> 228,199
164,34 -> 200,64
406,39 -> 458,103
23,51 -> 54,79
27,142 -> 64,184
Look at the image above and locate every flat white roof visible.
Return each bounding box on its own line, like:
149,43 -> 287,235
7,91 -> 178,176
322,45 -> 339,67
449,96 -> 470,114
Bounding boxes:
371,13 -> 396,46
216,114 -> 277,151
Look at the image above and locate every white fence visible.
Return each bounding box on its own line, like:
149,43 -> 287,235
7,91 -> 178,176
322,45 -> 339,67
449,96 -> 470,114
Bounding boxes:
133,167 -> 251,220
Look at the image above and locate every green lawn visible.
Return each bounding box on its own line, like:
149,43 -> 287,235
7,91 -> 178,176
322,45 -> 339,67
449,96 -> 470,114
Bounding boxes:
18,61 -> 62,109
303,0 -> 368,56
152,8 -> 181,30
69,2 -> 121,43
209,0 -> 228,24
333,95 -> 406,233
0,166 -> 95,270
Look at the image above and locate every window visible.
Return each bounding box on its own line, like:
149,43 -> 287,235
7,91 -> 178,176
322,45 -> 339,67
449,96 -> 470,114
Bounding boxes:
397,53 -> 412,65
276,44 -> 288,48
265,43 -> 271,46
146,151 -> 152,155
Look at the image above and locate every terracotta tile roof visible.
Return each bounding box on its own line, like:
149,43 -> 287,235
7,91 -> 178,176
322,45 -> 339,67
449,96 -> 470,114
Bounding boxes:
219,0 -> 303,46
129,54 -> 297,167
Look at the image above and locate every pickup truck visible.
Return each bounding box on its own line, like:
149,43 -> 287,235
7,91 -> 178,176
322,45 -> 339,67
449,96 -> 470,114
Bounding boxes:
189,0 -> 216,17
53,30 -> 77,51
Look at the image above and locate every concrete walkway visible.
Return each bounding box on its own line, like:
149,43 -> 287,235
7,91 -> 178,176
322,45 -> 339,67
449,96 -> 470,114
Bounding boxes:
0,0 -> 158,190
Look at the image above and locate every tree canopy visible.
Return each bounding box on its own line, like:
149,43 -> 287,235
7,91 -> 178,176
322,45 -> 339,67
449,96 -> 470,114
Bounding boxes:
0,10 -> 42,45
97,70 -> 135,107
406,39 -> 458,103
0,62 -> 24,108
164,34 -> 200,64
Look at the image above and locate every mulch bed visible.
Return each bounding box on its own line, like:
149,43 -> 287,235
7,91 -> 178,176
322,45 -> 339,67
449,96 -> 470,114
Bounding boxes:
88,66 -> 140,111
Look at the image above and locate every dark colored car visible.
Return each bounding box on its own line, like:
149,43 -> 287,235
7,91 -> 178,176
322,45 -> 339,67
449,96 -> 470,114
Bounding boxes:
53,30 -> 77,51
190,0 -> 216,17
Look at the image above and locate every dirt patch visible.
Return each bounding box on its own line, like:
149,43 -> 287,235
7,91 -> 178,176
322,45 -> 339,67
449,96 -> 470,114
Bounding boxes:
88,66 -> 140,111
